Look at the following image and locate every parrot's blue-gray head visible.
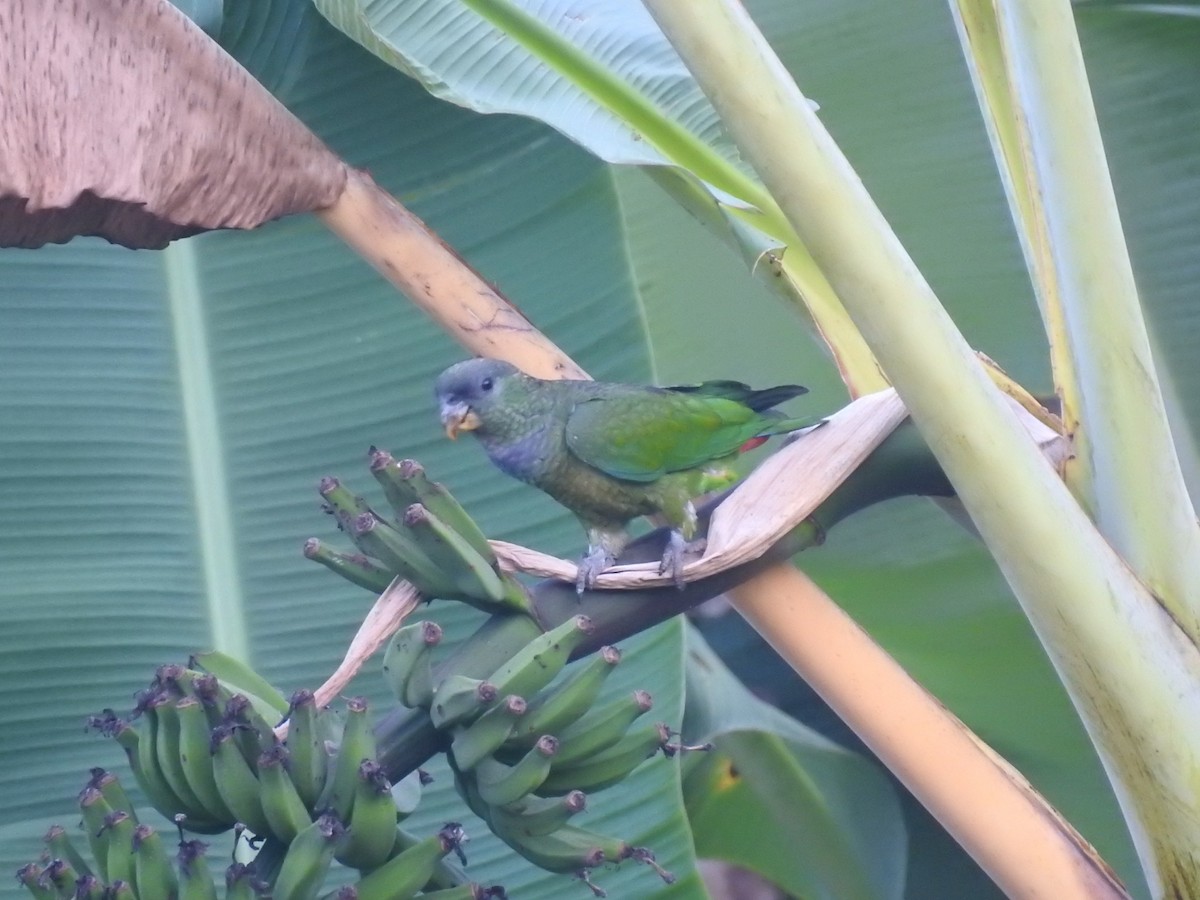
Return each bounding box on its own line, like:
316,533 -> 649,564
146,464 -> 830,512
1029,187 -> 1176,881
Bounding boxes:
435,358 -> 522,440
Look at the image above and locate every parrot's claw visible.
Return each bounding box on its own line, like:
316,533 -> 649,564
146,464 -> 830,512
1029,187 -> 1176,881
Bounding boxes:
659,532 -> 705,590
576,546 -> 615,595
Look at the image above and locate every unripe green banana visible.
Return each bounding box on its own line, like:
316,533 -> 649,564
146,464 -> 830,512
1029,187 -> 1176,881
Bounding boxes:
381,621 -> 443,709
191,671 -> 234,729
491,821 -> 627,874
177,839 -> 219,900
110,712 -> 225,834
489,790 -> 587,839
133,692 -> 192,821
506,646 -> 621,748
258,745 -> 315,843
72,874 -> 105,900
284,689 -> 332,811
175,695 -> 237,824
388,827 -> 469,893
370,452 -> 495,567
133,823 -> 179,898
349,823 -> 465,900
223,693 -> 280,771
102,810 -> 138,892
538,722 -> 669,796
304,538 -> 395,593
349,511 -> 456,596
474,736 -> 558,807
38,857 -> 77,896
429,676 -> 498,731
210,724 -> 272,836
150,694 -> 218,824
107,880 -> 136,900
44,824 -> 92,880
87,768 -> 137,823
78,786 -> 114,882
224,862 -> 264,900
550,690 -> 653,769
451,695 -> 527,772
402,503 -> 505,602
273,813 -> 345,900
318,696 -> 377,821
191,652 -> 290,719
318,475 -> 374,533
336,760 -> 400,871
14,863 -> 54,900
482,616 -> 595,701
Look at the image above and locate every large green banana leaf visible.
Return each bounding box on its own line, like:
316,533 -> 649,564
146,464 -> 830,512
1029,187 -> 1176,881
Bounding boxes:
0,2 -> 905,898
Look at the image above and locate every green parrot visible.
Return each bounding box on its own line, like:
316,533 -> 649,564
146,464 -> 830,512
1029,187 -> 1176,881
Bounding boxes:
435,358 -> 819,592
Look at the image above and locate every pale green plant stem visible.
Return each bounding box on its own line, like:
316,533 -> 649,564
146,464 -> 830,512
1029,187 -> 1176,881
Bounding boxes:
164,239 -> 248,661
641,0 -> 1200,894
951,0 -> 1200,638
461,0 -> 885,393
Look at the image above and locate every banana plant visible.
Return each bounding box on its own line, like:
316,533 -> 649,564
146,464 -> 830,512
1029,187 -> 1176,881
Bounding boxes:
308,0 -> 1200,895
3,0 -> 1199,898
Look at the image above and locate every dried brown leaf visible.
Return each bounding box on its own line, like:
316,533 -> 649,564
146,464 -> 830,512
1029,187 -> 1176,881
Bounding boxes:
0,0 -> 347,248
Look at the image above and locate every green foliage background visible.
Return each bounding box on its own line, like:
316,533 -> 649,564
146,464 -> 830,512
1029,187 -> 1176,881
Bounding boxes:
4,0 -> 1199,896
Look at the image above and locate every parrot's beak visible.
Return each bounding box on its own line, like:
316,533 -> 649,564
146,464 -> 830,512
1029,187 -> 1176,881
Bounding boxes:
440,402 -> 481,440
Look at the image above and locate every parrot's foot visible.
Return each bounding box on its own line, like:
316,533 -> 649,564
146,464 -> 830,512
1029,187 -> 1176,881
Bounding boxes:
576,546 -> 616,595
659,531 -> 706,590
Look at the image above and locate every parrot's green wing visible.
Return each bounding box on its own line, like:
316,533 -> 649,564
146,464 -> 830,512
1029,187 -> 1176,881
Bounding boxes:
564,388 -> 783,482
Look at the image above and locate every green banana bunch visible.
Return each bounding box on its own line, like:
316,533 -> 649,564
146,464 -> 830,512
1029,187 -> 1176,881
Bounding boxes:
369,451 -> 496,568
312,465 -> 532,615
427,621 -> 703,895
20,771 -> 284,900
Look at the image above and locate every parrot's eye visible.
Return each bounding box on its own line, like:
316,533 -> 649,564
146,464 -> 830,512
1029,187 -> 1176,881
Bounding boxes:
480,377 -> 494,392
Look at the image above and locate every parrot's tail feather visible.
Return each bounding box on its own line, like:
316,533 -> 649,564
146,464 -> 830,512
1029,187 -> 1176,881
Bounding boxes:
665,380 -> 808,410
